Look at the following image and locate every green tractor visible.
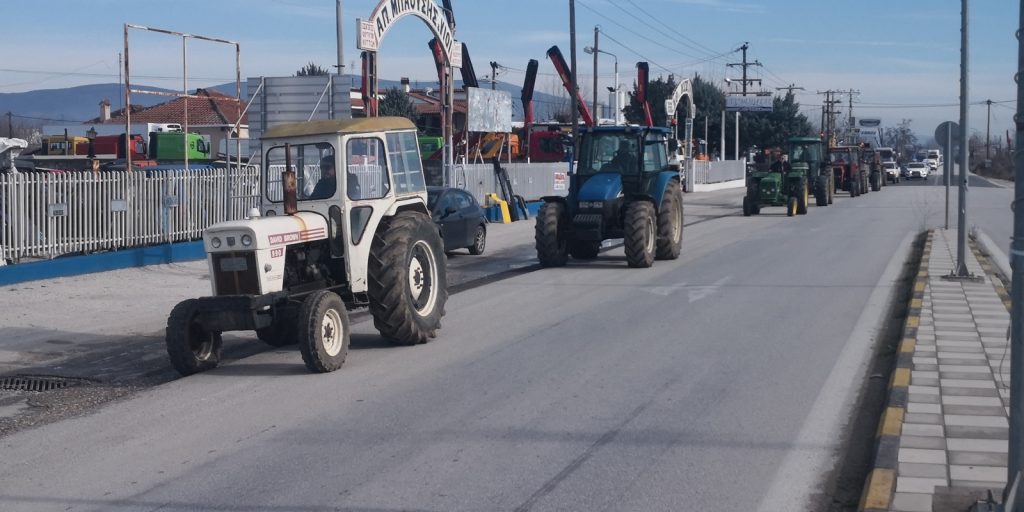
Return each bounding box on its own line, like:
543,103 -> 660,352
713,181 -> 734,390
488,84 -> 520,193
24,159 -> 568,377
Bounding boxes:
743,153 -> 810,217
786,136 -> 832,207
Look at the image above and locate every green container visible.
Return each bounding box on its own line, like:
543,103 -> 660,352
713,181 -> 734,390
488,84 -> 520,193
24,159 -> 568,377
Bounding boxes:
149,132 -> 211,161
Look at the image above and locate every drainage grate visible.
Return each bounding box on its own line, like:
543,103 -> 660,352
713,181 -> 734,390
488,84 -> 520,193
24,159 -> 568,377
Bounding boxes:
0,376 -> 83,393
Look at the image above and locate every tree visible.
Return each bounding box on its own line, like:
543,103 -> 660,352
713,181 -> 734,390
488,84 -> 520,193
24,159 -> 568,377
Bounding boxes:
296,62 -> 330,77
883,119 -> 917,161
378,87 -> 419,123
623,75 -> 677,127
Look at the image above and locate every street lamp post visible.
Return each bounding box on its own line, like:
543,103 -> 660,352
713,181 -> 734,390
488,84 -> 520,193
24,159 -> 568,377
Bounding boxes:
584,44 -> 618,124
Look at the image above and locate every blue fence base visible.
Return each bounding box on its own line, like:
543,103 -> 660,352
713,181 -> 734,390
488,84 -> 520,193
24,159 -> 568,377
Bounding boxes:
0,241 -> 206,286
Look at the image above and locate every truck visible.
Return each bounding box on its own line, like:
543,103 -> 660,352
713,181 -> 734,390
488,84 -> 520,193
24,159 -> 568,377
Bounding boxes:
165,117 -> 447,375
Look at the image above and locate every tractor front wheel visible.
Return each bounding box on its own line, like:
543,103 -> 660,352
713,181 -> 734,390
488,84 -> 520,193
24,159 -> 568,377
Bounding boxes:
743,195 -> 753,217
166,299 -> 223,376
298,291 -> 350,373
535,202 -> 568,267
787,196 -> 798,217
624,201 -> 656,268
368,211 -> 447,346
656,180 -> 683,260
797,181 -> 809,215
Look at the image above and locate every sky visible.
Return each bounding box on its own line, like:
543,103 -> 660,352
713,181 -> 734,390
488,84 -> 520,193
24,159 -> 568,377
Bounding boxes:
2,0 -> 1019,142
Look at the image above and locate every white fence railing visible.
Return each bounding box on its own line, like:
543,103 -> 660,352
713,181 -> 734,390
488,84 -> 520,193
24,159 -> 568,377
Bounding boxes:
693,159 -> 746,185
1,166 -> 260,262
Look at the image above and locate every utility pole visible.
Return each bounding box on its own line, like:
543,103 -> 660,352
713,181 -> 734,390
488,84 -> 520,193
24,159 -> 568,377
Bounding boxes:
953,0 -> 970,278
569,0 -> 579,171
5,112 -> 11,138
592,26 -> 599,120
335,0 -> 345,76
726,42 -> 761,160
776,84 -> 804,96
818,90 -> 841,146
986,98 -> 993,161
1007,0 -> 1024,506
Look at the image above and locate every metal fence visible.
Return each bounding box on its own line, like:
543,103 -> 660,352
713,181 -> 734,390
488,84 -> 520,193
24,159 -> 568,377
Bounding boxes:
454,162 -> 571,203
693,159 -> 746,185
1,166 -> 260,262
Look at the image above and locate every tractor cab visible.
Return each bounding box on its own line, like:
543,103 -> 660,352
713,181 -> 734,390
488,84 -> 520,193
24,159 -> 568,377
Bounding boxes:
828,145 -> 867,197
786,136 -> 832,206
573,125 -> 670,207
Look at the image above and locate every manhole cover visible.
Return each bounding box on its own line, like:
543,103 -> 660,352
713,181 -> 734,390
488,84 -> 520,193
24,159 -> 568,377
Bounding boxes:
0,376 -> 85,393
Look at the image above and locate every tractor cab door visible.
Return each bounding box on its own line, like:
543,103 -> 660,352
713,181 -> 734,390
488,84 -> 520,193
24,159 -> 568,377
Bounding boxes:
340,135 -> 391,292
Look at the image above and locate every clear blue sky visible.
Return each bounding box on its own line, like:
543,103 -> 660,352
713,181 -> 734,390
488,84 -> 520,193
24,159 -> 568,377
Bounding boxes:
3,0 -> 1018,141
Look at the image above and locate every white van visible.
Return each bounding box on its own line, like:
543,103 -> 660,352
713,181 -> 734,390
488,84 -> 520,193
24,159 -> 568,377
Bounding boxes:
925,149 -> 941,170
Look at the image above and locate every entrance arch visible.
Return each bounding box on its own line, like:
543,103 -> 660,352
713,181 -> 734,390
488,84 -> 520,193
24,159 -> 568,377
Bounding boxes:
357,0 -> 462,183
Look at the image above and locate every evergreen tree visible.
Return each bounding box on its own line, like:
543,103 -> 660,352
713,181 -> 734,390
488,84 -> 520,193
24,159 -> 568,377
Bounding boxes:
378,87 -> 419,123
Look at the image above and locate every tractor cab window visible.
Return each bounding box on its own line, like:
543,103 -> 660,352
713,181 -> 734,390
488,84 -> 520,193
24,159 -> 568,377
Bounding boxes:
579,132 -> 639,175
643,134 -> 667,172
264,143 -> 337,202
790,144 -> 821,164
347,138 -> 390,200
386,131 -> 427,195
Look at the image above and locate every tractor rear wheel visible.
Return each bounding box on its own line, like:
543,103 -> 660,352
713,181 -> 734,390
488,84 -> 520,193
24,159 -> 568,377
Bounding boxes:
743,195 -> 752,217
871,172 -> 882,191
828,176 -> 834,204
368,211 -> 447,346
656,180 -> 683,260
569,241 -> 600,260
814,176 -> 828,207
166,299 -> 223,376
787,196 -> 798,217
850,179 -> 859,197
624,201 -> 656,268
535,202 -> 568,267
298,291 -> 350,373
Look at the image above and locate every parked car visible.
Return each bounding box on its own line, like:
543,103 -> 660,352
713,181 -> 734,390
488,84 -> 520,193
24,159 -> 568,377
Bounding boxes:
905,161 -> 929,179
883,161 -> 900,183
427,186 -> 488,255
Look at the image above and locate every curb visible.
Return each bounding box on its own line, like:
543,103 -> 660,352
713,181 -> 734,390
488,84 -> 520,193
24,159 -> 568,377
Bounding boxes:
0,241 -> 205,286
859,230 -> 932,512
970,235 -> 1013,312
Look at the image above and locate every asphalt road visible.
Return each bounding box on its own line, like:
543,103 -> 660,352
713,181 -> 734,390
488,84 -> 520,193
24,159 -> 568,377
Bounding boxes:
0,182 -> 949,511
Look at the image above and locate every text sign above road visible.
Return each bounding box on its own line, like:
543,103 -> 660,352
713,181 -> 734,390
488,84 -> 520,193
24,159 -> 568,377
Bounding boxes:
935,121 -> 960,150
725,95 -> 772,113
360,0 -> 455,61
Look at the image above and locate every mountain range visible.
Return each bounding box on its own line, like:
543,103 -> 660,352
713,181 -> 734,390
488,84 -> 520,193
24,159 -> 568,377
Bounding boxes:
1,76 -> 572,127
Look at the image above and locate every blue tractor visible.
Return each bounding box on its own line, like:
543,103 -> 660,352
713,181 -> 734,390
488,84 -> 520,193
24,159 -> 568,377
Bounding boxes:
534,125 -> 684,268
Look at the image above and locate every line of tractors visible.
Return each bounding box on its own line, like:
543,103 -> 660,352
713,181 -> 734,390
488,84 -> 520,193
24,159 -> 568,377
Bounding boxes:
743,137 -> 888,217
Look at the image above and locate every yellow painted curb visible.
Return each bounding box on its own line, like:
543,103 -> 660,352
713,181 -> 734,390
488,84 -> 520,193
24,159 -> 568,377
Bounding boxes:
878,407 -> 905,437
913,281 -> 925,293
910,298 -> 923,309
899,338 -> 915,353
891,368 -> 911,388
859,468 -> 895,511
906,316 -> 920,329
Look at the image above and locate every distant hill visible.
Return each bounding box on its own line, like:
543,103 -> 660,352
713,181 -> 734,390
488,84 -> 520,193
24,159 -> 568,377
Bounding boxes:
1,77 -> 573,125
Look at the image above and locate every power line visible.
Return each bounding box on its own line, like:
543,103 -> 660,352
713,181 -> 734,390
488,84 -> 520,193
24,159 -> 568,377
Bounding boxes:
575,1 -> 677,76
623,0 -> 722,56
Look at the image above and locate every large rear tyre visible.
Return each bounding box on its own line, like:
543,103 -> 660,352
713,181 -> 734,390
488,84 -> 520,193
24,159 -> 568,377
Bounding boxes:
166,299 -> 223,376
569,241 -> 600,260
298,291 -> 350,373
743,195 -> 752,217
368,211 -> 447,346
656,180 -> 683,260
850,179 -> 859,197
871,171 -> 882,192
535,202 -> 568,267
814,176 -> 828,207
624,201 -> 656,268
828,176 -> 834,204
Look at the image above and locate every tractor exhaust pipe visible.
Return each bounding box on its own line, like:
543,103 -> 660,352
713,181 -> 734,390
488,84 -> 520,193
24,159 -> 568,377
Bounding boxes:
282,142 -> 298,215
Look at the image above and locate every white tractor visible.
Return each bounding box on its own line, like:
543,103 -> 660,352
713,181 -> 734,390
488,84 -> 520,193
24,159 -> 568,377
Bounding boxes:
166,117 -> 447,375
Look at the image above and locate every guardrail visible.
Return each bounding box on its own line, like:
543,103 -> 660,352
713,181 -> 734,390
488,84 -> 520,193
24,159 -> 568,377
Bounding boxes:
693,159 -> 746,185
1,167 -> 260,263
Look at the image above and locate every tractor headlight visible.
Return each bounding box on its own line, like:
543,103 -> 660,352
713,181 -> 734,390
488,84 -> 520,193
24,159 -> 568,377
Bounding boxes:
241,234 -> 253,247
210,237 -> 222,249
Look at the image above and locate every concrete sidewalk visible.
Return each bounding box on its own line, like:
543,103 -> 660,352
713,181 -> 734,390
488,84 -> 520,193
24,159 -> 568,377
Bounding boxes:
864,230 -> 1013,511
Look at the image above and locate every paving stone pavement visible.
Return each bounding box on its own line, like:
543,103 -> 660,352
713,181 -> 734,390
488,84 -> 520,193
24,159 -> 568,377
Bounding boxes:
890,230 -> 1012,512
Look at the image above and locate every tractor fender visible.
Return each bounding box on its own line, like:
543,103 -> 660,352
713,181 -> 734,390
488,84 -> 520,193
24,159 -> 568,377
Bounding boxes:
649,171 -> 680,210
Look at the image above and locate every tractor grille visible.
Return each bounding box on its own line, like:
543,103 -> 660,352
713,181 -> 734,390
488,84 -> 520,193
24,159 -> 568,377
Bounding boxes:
573,214 -> 603,227
212,252 -> 260,296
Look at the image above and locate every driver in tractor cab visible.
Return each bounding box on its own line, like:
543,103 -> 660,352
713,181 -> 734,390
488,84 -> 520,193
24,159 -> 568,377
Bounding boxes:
770,154 -> 790,173
605,140 -> 638,174
310,154 -> 337,200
